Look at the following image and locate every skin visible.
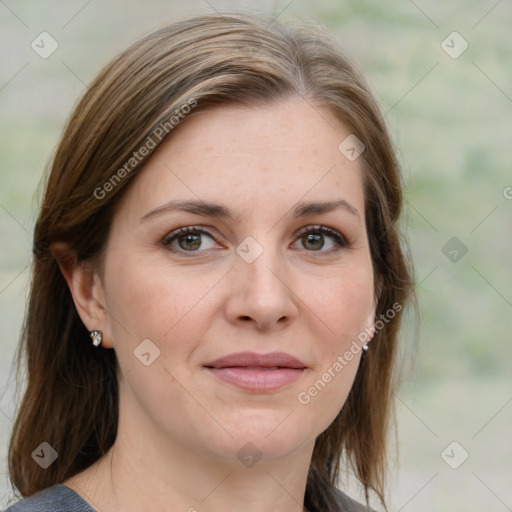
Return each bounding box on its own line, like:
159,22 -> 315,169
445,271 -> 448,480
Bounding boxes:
54,97 -> 376,512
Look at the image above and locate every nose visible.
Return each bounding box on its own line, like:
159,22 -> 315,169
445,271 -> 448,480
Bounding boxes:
224,242 -> 299,331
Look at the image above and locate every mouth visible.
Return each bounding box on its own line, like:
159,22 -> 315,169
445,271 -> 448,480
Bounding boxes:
203,351 -> 307,393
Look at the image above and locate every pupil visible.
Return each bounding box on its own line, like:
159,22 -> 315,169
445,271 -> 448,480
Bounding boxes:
304,233 -> 324,250
179,234 -> 201,251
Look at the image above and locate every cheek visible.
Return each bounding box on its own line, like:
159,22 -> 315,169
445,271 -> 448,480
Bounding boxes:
307,262 -> 374,346
102,251 -> 228,384
101,254 -> 219,426
104,252 -> 211,337
294,263 -> 373,426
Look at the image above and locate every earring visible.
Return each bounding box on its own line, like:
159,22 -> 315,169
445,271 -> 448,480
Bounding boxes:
362,326 -> 376,351
362,333 -> 375,351
90,330 -> 103,347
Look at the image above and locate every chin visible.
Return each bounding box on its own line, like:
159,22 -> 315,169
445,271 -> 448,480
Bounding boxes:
196,407 -> 321,464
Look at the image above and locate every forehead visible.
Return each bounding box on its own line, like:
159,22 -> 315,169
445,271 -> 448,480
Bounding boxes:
115,98 -> 366,223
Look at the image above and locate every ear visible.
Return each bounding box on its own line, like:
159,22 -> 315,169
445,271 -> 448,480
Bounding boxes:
364,296 -> 377,339
363,278 -> 381,344
50,241 -> 113,348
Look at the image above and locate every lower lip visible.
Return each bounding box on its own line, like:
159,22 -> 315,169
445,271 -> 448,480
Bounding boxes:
206,367 -> 305,392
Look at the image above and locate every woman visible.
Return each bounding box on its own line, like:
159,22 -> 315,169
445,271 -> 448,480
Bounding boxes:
5,12 -> 413,512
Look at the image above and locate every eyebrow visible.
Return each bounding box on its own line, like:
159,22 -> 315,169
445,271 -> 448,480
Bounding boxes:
139,198 -> 361,223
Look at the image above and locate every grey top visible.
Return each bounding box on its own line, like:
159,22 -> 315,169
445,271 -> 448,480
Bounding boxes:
3,483 -> 370,511
3,484 -> 94,511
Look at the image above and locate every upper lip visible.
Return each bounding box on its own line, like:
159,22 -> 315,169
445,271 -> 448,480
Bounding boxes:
204,351 -> 306,369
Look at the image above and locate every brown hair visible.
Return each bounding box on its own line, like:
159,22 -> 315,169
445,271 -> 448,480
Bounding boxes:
7,12 -> 414,511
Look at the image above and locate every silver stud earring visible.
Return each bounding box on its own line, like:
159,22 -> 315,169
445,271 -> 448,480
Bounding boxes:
90,330 -> 103,347
362,327 -> 376,351
362,334 -> 374,351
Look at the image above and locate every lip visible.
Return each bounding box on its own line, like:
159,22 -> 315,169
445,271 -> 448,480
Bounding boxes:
204,351 -> 307,393
205,351 -> 306,369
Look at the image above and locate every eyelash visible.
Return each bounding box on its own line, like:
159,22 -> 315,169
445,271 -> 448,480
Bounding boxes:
161,225 -> 349,257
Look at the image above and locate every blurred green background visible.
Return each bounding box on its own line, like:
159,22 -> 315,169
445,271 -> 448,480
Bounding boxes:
1,1 -> 511,510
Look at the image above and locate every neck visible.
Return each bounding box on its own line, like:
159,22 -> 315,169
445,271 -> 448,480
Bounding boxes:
65,394 -> 315,512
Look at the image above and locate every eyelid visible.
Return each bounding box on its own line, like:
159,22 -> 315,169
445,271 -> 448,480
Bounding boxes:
162,225 -> 220,246
161,224 -> 351,256
294,224 -> 349,245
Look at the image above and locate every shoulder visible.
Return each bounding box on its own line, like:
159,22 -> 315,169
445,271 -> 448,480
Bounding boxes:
3,484 -> 95,512
331,486 -> 374,512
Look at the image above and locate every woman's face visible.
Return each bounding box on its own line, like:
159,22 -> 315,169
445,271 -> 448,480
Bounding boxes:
98,98 -> 375,464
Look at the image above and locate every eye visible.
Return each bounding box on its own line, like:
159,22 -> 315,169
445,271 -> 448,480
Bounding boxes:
162,227 -> 220,254
292,225 -> 349,253
162,224 -> 349,257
